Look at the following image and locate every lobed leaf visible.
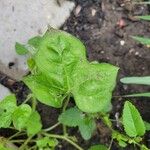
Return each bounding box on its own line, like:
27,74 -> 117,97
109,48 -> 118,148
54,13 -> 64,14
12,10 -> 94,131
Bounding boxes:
122,101 -> 145,137
23,28 -> 119,113
0,95 -> 17,128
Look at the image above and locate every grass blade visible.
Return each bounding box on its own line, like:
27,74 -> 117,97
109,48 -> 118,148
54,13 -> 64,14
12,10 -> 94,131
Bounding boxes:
120,76 -> 150,85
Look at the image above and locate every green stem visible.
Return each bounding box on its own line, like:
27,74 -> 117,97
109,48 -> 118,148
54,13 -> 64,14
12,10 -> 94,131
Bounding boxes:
10,140 -> 26,143
44,122 -> 60,132
19,136 -> 33,150
108,138 -> 113,150
7,130 -> 26,141
22,94 -> 32,104
63,95 -> 70,112
62,95 -> 70,136
43,132 -> 84,150
32,97 -> 37,111
8,131 -> 21,140
28,145 -> 37,150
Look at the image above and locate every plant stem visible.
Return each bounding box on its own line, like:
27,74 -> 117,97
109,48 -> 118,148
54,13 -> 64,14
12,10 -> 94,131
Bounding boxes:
28,145 -> 37,150
108,138 -> 113,150
22,94 -> 32,104
62,94 -> 70,136
10,140 -> 26,143
43,132 -> 84,150
44,122 -> 60,132
63,94 -> 70,112
19,136 -> 33,150
8,131 -> 21,140
32,97 -> 37,111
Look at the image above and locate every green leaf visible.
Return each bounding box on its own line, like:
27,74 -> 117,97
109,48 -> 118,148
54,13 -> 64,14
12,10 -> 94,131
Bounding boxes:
72,62 -> 118,113
12,104 -> 32,130
79,117 -> 96,140
137,15 -> 150,21
88,145 -> 108,150
15,42 -> 28,55
118,140 -> 127,147
122,101 -> 145,137
34,28 -> 87,90
140,145 -> 149,150
112,131 -> 128,146
36,137 -> 58,148
27,58 -> 36,70
28,36 -> 42,48
59,107 -> 96,140
0,144 -> 11,150
131,36 -> 150,45
26,111 -> 42,136
144,121 -> 150,131
23,74 -> 64,108
58,107 -> 84,127
120,76 -> 150,85
0,95 -> 17,128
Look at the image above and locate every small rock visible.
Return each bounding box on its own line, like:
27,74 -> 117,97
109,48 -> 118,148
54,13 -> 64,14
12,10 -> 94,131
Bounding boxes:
91,8 -> 96,16
129,48 -> 135,53
74,5 -> 82,16
120,40 -> 125,46
135,51 -> 139,56
117,19 -> 126,28
0,84 -> 11,101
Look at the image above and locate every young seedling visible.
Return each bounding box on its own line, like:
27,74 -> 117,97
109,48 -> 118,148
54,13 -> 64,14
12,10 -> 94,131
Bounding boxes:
0,28 -> 149,149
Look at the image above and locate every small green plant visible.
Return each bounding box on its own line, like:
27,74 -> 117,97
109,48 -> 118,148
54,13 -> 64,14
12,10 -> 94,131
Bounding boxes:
0,28 -> 149,149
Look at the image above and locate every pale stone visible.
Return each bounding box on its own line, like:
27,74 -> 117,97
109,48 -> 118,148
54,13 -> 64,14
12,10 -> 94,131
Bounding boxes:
0,84 -> 11,101
0,0 -> 75,80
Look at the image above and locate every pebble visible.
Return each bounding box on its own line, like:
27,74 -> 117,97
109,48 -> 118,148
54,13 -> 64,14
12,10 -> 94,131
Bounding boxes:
74,5 -> 82,16
91,8 -> 96,16
135,51 -> 139,56
0,84 -> 11,101
120,40 -> 125,46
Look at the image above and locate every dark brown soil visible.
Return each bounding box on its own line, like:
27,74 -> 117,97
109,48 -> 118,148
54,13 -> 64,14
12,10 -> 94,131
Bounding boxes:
0,0 -> 150,149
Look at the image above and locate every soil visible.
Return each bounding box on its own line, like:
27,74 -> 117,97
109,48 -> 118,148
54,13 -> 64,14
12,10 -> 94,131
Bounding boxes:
0,0 -> 150,149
